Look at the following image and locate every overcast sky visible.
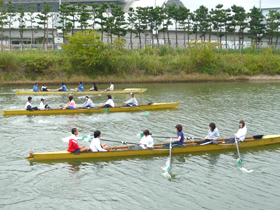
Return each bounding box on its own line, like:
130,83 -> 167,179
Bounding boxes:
180,0 -> 280,12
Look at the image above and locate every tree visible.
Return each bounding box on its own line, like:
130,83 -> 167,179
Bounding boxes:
0,0 -> 7,49
6,1 -> 15,50
210,4 -> 224,42
88,3 -> 99,29
265,10 -> 280,45
232,5 -> 247,48
223,8 -> 232,48
247,6 -> 265,44
57,3 -> 71,44
49,12 -> 56,44
135,6 -> 146,48
148,6 -> 163,46
110,4 -> 127,39
96,3 -> 109,42
27,4 -> 36,46
194,5 -> 209,41
164,4 -> 174,45
76,3 -> 90,32
17,4 -> 26,48
67,4 -> 77,35
37,2 -> 52,47
127,7 -> 137,49
178,6 -> 191,46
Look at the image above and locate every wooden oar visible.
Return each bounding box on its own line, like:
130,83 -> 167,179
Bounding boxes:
130,105 -> 150,115
166,139 -> 172,172
81,135 -> 137,144
98,90 -> 107,96
235,137 -> 242,167
140,133 -> 189,139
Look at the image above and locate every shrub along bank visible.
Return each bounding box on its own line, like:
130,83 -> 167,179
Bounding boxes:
1,31 -> 280,84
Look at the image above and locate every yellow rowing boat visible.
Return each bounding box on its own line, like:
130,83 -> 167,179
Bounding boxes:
2,102 -> 182,116
15,88 -> 147,95
25,135 -> 280,161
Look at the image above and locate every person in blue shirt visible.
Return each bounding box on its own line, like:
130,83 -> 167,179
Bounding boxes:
75,81 -> 84,91
33,83 -> 40,92
170,124 -> 185,146
57,83 -> 67,91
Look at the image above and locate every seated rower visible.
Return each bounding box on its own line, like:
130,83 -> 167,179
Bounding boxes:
39,98 -> 47,110
89,82 -> 98,91
106,82 -> 114,91
41,84 -> 49,91
128,130 -> 154,150
33,83 -> 40,92
90,130 -> 110,152
123,92 -> 138,107
75,81 -> 84,91
57,82 -> 67,91
170,124 -> 184,146
103,94 -> 114,108
79,96 -> 94,108
67,128 -> 88,153
25,96 -> 38,110
63,96 -> 76,109
223,120 -> 247,143
197,122 -> 220,145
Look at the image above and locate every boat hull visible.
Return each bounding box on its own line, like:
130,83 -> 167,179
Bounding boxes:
15,88 -> 147,95
2,102 -> 182,116
25,135 -> 280,161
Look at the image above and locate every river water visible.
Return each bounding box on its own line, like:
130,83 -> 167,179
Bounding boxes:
0,82 -> 280,209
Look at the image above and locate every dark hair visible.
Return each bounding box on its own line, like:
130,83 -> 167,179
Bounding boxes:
41,98 -> 45,101
71,128 -> 77,134
80,81 -> 82,84
107,94 -> 112,99
35,83 -> 38,85
61,82 -> 64,85
69,96 -> 73,101
42,84 -> 45,86
85,96 -> 89,99
143,130 -> 152,136
175,124 -> 182,132
93,82 -> 96,85
110,82 -> 113,84
239,120 -> 245,128
209,122 -> 216,132
94,130 -> 101,138
28,96 -> 32,101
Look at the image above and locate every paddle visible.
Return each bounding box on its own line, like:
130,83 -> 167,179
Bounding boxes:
98,89 -> 107,96
235,137 -> 242,167
81,135 -> 137,144
130,105 -> 150,115
140,133 -> 190,139
166,139 -> 172,172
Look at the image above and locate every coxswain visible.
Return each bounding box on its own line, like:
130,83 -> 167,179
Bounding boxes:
67,128 -> 89,153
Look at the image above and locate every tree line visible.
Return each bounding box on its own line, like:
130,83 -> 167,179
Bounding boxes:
0,0 -> 280,49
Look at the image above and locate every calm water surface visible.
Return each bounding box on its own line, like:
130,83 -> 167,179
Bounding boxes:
0,82 -> 280,209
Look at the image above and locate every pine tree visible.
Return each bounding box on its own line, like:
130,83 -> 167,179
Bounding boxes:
194,5 -> 209,41
76,3 -> 90,32
0,0 -> 7,49
210,4 -> 224,42
57,3 -> 71,44
6,1 -> 15,50
111,4 -> 127,39
265,10 -> 280,45
17,4 -> 26,48
27,4 -> 36,46
127,7 -> 137,49
247,6 -> 265,45
178,6 -> 190,46
165,4 -> 175,45
37,2 -> 52,47
135,6 -> 147,48
88,3 -> 99,29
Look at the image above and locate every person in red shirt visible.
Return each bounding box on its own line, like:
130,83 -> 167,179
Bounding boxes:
67,128 -> 88,153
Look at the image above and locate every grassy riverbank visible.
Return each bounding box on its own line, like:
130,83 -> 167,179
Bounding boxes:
1,41 -> 280,85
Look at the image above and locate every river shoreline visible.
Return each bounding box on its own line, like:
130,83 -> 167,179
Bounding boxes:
1,73 -> 280,86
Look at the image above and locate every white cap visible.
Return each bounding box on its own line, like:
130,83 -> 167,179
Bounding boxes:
130,92 -> 134,95
41,98 -> 45,101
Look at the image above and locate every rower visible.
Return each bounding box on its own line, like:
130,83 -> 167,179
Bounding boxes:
79,96 -> 94,108
57,83 -> 67,91
90,130 -> 110,152
161,124 -> 184,148
128,130 -> 154,150
106,82 -> 114,91
75,81 -> 84,91
89,82 -> 98,91
33,83 -> 40,92
41,84 -> 49,91
39,98 -> 51,110
223,120 -> 247,143
123,92 -> 138,106
103,94 -> 114,108
67,128 -> 89,153
63,96 -> 76,109
25,96 -> 38,110
197,122 -> 220,145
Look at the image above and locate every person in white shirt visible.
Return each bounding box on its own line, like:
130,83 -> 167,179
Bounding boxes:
90,130 -> 110,152
197,122 -> 220,145
106,82 -> 114,91
123,92 -> 138,106
39,98 -> 47,110
103,95 -> 115,108
223,120 -> 247,143
128,130 -> 154,150
79,96 -> 94,108
41,84 -> 49,91
25,96 -> 38,110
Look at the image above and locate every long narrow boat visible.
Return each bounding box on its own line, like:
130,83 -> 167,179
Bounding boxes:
15,88 -> 147,95
2,102 -> 182,116
25,134 -> 280,161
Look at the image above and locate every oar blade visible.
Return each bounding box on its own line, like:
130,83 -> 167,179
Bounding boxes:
104,109 -> 109,113
144,111 -> 150,115
166,165 -> 172,172
140,133 -> 144,138
237,159 -> 242,167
